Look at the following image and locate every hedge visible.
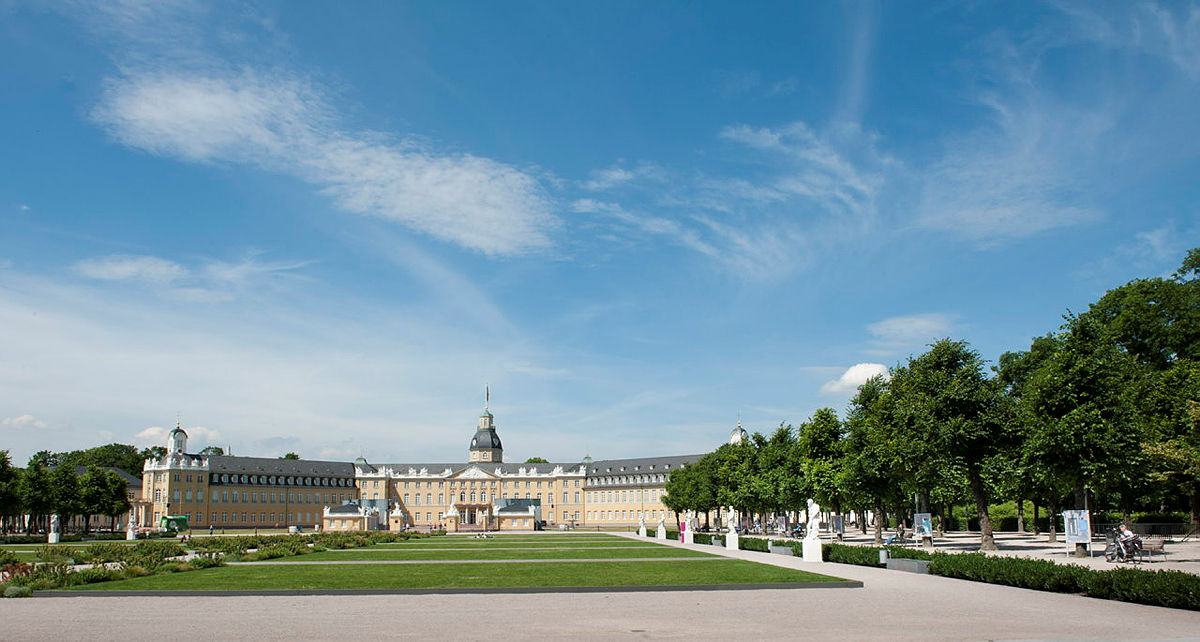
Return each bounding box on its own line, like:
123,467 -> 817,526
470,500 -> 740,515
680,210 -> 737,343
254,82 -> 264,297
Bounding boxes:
818,542 -> 1199,611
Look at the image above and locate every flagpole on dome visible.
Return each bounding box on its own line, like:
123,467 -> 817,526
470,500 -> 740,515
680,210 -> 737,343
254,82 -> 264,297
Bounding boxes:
485,384 -> 490,412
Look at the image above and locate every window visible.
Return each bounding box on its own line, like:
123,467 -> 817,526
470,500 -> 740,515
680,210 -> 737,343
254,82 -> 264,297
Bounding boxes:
574,492 -> 580,503
373,480 -> 379,488
250,513 -> 256,523
241,491 -> 247,502
222,512 -> 227,523
241,512 -> 247,522
185,490 -> 193,502
197,490 -> 205,501
426,493 -> 432,505
250,492 -> 256,503
438,493 -> 444,504
404,493 -> 410,505
563,492 -> 568,504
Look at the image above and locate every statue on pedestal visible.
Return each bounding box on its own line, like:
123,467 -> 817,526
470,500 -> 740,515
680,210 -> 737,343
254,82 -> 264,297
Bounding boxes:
655,517 -> 666,539
726,509 -> 738,534
805,500 -> 822,541
637,516 -> 647,537
48,514 -> 60,544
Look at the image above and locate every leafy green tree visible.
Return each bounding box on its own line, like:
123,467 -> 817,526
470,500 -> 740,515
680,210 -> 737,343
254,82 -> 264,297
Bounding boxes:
523,457 -> 549,464
1141,360 -> 1200,529
0,451 -> 21,533
198,446 -> 225,456
1025,314 -> 1143,554
17,464 -> 52,534
50,465 -> 84,531
839,375 -> 902,544
798,408 -> 845,516
890,339 -> 1010,550
102,469 -> 132,530
280,452 -> 300,460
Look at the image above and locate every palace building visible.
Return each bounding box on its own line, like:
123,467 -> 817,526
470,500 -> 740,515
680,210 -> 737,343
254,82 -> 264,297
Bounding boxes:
140,403 -> 732,532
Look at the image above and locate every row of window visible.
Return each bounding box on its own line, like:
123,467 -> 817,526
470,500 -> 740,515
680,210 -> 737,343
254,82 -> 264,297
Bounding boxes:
155,488 -> 350,506
363,478 -> 585,490
589,474 -> 668,486
587,489 -> 662,504
587,509 -> 666,521
152,511 -> 319,525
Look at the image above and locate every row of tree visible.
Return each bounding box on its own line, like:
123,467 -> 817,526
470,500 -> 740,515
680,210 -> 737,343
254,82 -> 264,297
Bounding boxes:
0,451 -> 133,534
665,249 -> 1200,551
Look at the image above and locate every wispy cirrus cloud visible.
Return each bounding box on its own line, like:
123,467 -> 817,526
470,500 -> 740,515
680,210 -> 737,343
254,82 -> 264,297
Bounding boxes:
72,252 -> 310,303
865,312 -> 955,356
92,70 -> 557,256
74,255 -> 188,284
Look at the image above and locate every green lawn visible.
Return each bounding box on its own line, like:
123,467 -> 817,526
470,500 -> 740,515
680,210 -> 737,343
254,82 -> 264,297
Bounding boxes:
269,546 -> 715,561
68,559 -> 847,591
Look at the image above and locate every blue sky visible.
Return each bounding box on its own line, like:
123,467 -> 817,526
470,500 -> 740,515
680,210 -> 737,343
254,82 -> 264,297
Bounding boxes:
1,1 -> 1198,465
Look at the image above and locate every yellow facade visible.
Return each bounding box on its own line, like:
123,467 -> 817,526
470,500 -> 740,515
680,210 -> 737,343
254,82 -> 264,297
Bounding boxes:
139,408 -> 733,533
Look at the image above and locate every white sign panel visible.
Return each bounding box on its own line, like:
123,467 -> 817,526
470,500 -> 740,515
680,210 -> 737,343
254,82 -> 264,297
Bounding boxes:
1062,510 -> 1091,544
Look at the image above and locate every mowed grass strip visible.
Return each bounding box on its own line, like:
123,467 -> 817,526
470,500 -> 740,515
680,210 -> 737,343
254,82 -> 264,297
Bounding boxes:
268,547 -> 715,562
374,537 -> 639,547
68,559 -> 846,591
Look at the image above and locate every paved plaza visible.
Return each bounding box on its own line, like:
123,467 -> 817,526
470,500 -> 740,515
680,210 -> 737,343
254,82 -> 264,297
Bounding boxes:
4,531 -> 1199,640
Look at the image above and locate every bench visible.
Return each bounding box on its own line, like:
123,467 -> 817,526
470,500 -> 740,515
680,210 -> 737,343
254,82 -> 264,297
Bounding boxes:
1139,539 -> 1167,561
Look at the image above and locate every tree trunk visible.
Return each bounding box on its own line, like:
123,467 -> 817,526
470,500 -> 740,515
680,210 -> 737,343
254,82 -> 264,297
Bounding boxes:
1072,484 -> 1088,557
1032,503 -> 1040,536
968,467 -> 998,550
859,507 -> 868,535
917,491 -> 930,514
1016,498 -> 1025,534
872,499 -> 884,545
1190,488 -> 1200,536
1047,498 -> 1059,543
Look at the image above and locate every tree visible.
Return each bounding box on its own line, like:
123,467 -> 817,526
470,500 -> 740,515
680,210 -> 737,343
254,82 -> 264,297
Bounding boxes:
0,451 -> 21,533
1024,314 -> 1143,554
839,375 -> 902,544
1141,360 -> 1200,530
101,470 -> 132,530
890,339 -> 1009,550
799,409 -> 844,516
17,464 -> 52,533
280,452 -> 300,460
524,457 -> 549,464
198,446 -> 225,456
78,466 -> 110,533
50,465 -> 84,531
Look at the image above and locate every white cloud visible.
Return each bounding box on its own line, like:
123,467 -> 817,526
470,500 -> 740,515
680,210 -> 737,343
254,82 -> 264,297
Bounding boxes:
867,313 -> 954,354
72,252 -> 309,303
1,414 -> 49,429
92,70 -> 556,256
18,204 -> 31,212
74,255 -> 188,284
135,425 -> 222,448
821,363 -> 889,394
582,162 -> 664,191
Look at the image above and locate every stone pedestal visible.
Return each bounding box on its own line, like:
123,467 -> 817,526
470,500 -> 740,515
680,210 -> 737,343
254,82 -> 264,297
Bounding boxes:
802,538 -> 823,562
655,521 -> 666,539
638,524 -> 647,537
725,530 -> 739,551
683,529 -> 694,544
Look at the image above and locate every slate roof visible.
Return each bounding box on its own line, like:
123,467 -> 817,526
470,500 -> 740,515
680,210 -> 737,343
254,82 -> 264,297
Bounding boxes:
375,462 -> 587,476
327,504 -> 366,515
205,455 -> 355,477
587,454 -> 704,476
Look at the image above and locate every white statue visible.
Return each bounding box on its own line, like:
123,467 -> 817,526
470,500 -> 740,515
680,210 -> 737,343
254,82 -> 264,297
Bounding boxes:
726,509 -> 738,533
48,513 -> 61,544
655,517 -> 666,539
805,500 -> 822,541
637,516 -> 647,537
126,512 -> 137,541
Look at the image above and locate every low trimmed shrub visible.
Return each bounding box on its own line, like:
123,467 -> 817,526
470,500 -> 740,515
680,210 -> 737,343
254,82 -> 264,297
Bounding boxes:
4,585 -> 33,598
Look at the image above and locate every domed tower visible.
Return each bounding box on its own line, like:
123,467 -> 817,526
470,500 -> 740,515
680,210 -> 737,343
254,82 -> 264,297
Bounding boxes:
468,407 -> 503,463
168,420 -> 188,454
729,420 -> 748,445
